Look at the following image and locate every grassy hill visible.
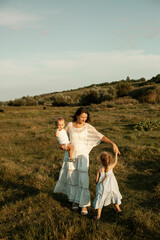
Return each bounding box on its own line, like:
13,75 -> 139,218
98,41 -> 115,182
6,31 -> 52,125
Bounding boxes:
0,101 -> 160,239
1,74 -> 160,107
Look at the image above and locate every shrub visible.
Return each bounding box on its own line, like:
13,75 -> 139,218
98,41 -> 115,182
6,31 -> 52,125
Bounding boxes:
106,87 -> 117,100
51,93 -> 73,106
130,86 -> 160,103
25,97 -> 38,106
8,97 -> 38,106
8,99 -> 25,106
134,120 -> 160,131
79,88 -> 104,105
140,87 -> 160,103
79,88 -> 115,106
149,74 -> 160,84
116,81 -> 132,97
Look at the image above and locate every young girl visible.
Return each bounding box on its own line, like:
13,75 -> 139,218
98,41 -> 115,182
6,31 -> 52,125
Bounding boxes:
93,151 -> 122,219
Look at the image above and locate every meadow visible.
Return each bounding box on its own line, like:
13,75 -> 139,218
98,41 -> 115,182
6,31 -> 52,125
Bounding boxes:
0,102 -> 160,240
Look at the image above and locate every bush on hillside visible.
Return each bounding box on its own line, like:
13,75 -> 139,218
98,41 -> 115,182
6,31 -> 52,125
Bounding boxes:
140,87 -> 160,103
51,93 -> 74,106
130,86 -> 160,103
79,87 -> 116,106
116,81 -> 133,97
8,97 -> 38,106
8,99 -> 25,106
149,74 -> 160,84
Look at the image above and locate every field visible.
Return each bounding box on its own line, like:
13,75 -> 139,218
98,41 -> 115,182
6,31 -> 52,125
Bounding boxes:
0,103 -> 160,240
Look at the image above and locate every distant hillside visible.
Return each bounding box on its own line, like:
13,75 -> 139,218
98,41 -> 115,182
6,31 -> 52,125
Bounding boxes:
1,74 -> 160,107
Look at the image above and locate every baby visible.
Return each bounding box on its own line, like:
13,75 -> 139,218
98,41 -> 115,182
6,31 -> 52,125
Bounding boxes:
55,117 -> 75,162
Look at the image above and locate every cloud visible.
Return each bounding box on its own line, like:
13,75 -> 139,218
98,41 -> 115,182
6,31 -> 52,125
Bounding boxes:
0,9 -> 40,26
0,7 -> 62,27
148,31 -> 160,38
41,30 -> 51,35
1,50 -> 160,100
11,26 -> 21,30
117,14 -> 134,22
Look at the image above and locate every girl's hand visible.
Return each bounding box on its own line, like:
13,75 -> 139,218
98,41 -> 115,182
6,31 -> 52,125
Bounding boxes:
113,143 -> 120,155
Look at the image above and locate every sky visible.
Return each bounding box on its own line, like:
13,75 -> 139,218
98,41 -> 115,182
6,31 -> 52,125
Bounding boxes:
0,0 -> 160,101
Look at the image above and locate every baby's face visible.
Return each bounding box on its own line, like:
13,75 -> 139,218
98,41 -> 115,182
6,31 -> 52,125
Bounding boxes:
57,120 -> 65,131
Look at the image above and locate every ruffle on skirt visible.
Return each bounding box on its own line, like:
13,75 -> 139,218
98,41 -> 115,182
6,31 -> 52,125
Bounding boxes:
54,151 -> 91,207
93,191 -> 122,209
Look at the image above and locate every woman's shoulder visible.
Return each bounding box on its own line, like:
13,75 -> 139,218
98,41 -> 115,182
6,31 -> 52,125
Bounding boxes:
65,122 -> 72,133
66,122 -> 72,127
86,122 -> 94,129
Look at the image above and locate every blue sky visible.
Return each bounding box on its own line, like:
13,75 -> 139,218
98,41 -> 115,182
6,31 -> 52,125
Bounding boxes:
0,0 -> 160,101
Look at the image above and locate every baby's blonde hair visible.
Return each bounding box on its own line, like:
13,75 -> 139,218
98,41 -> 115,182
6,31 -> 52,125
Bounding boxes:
55,117 -> 65,127
100,151 -> 112,184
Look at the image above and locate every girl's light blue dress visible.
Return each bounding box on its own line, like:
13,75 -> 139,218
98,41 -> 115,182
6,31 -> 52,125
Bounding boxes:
93,169 -> 122,209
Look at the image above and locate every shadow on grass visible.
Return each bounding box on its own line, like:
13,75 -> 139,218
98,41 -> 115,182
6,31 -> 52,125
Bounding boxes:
51,192 -> 72,210
0,178 -> 40,209
101,207 -> 122,223
126,172 -> 159,192
117,217 -> 160,240
126,170 -> 160,213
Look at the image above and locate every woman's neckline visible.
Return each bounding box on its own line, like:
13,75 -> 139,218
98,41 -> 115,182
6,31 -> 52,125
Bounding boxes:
72,122 -> 87,129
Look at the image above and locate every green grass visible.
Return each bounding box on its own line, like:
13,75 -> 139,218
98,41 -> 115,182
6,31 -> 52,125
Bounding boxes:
0,104 -> 160,240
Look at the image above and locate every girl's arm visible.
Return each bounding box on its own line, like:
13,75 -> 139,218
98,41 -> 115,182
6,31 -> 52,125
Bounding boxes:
101,136 -> 120,155
110,152 -> 118,169
96,170 -> 100,184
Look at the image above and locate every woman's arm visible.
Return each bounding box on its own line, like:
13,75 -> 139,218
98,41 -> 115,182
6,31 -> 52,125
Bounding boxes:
101,136 -> 120,154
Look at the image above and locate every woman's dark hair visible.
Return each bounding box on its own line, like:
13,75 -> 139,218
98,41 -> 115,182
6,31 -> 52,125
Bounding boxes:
72,107 -> 90,122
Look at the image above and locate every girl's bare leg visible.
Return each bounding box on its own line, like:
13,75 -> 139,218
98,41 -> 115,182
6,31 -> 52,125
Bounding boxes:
115,204 -> 121,212
97,208 -> 102,219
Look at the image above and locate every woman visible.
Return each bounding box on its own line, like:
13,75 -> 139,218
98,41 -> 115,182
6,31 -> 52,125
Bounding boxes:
54,107 -> 120,215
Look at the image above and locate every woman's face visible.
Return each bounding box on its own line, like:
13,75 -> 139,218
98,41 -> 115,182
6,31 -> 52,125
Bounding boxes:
76,113 -> 88,124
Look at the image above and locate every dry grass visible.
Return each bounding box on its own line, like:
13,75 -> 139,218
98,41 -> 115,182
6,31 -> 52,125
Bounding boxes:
0,104 -> 160,240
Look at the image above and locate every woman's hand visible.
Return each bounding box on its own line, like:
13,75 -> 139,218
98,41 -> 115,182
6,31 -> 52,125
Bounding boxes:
113,143 -> 120,155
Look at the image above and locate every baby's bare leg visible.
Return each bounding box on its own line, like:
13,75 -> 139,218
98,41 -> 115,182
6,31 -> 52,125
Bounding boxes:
67,143 -> 74,158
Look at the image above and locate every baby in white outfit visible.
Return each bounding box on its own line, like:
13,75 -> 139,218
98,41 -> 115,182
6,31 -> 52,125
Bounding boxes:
55,117 -> 75,162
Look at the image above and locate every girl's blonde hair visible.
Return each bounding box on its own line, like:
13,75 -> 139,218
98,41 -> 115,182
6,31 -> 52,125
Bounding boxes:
100,151 -> 112,184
